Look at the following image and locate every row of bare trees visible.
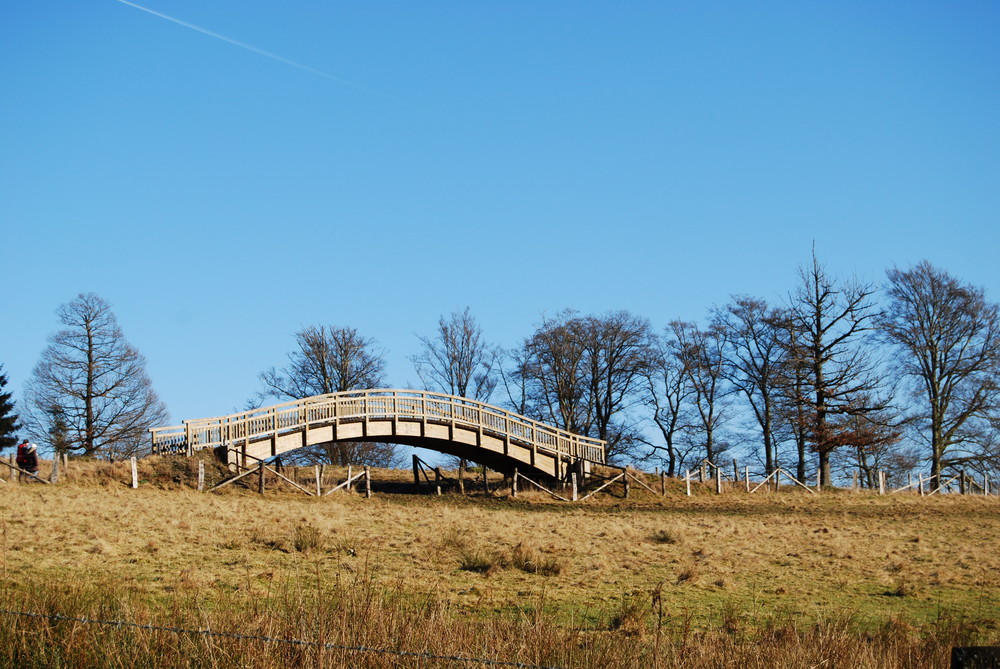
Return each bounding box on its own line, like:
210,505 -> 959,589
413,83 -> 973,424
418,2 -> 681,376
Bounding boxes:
643,256 -> 1000,486
12,257 -> 999,487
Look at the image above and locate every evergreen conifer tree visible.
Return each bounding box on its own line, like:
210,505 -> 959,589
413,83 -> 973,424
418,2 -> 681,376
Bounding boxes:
0,365 -> 21,451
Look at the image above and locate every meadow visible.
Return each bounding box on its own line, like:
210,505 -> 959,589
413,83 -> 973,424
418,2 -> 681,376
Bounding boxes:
0,457 -> 997,667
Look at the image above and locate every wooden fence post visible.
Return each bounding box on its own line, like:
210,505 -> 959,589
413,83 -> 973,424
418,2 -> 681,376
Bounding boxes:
512,468 -> 518,498
660,472 -> 666,496
347,465 -> 353,494
314,465 -> 322,496
685,469 -> 691,497
49,455 -> 60,484
733,458 -> 739,482
571,472 -> 578,502
198,460 -> 205,492
130,456 -> 138,489
816,469 -> 821,493
985,473 -> 990,496
715,466 -> 722,495
623,470 -> 630,498
364,466 -> 371,498
878,470 -> 886,495
745,466 -> 750,493
918,474 -> 925,497
258,461 -> 265,495
63,452 -> 68,473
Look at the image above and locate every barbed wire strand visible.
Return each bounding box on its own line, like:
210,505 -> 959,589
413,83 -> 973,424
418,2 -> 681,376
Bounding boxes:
0,608 -> 566,669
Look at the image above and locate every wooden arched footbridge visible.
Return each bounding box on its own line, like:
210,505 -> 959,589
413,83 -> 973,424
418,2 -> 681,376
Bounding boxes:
150,389 -> 606,480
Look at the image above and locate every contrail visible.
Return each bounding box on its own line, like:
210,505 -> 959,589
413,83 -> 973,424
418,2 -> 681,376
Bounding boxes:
114,0 -> 387,99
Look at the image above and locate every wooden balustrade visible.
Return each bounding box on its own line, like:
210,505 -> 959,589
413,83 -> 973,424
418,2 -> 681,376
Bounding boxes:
150,389 -> 606,465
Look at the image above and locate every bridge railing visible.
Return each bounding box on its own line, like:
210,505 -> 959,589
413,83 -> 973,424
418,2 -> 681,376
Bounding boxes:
150,389 -> 606,464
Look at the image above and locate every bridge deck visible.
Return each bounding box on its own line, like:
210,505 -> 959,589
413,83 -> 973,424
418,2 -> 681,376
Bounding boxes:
150,389 -> 606,479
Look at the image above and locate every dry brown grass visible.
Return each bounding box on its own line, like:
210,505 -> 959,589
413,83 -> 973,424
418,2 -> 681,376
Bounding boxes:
1,457 -> 998,667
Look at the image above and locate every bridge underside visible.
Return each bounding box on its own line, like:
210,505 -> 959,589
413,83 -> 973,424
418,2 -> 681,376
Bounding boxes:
222,416 -> 590,481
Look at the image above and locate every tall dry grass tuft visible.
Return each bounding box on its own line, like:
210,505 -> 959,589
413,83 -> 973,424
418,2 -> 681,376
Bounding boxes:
0,573 -> 990,668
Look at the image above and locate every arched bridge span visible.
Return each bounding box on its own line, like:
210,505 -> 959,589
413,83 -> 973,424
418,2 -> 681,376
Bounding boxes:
150,389 -> 606,479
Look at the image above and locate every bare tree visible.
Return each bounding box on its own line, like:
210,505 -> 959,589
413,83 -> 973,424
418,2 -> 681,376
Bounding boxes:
787,252 -> 891,486
714,297 -> 785,476
581,312 -> 653,454
881,261 -> 1000,483
410,308 -> 499,401
642,328 -> 694,476
510,310 -> 651,463
411,308 -> 499,486
672,320 -> 732,465
261,325 -> 385,399
520,311 -> 593,437
772,311 -> 813,480
260,325 -> 391,466
23,293 -> 167,458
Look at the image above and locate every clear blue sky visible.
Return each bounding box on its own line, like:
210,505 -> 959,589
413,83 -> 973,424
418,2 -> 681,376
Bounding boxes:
2,1 -> 999,433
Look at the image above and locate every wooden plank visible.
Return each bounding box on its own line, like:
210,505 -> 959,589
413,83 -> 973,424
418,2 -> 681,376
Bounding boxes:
0,458 -> 51,484
625,470 -> 660,496
516,472 -> 570,501
322,470 -> 366,496
265,466 -> 315,496
577,473 -> 625,501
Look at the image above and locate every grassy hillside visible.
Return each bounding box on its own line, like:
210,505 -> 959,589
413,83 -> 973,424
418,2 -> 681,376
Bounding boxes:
1,457 -> 997,667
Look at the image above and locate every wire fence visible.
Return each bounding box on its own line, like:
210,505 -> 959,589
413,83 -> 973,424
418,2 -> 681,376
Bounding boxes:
0,608 -> 566,669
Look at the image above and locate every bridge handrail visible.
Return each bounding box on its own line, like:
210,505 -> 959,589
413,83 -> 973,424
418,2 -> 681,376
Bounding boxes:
149,389 -> 606,463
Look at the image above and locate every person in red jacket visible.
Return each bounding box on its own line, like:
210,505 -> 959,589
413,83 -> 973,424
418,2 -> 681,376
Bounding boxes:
15,440 -> 39,479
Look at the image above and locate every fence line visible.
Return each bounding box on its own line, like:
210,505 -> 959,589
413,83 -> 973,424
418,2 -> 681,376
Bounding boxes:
0,607 -> 565,669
